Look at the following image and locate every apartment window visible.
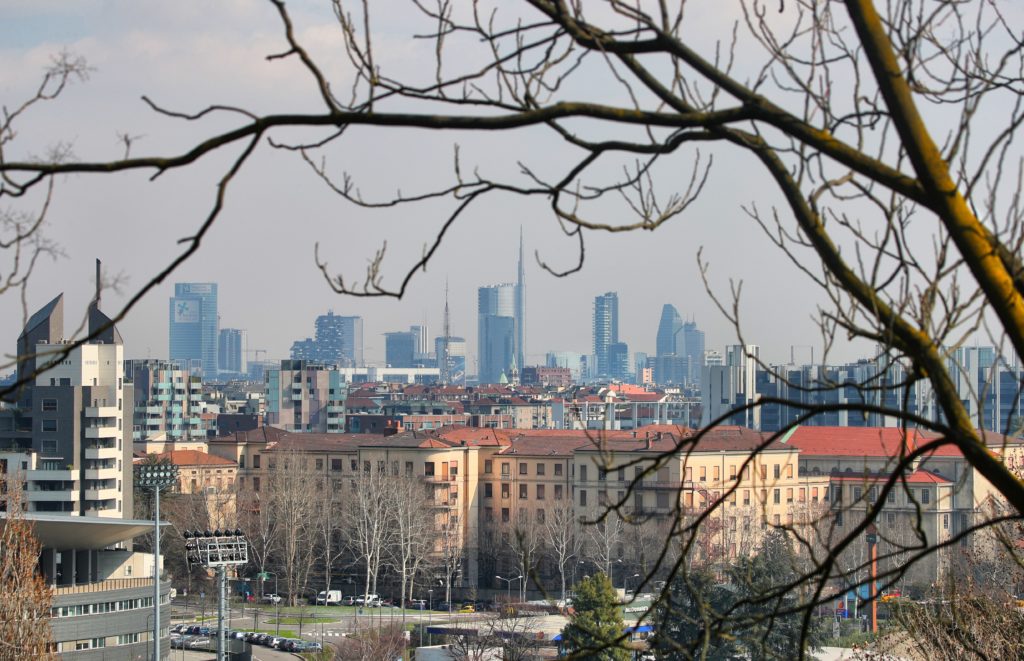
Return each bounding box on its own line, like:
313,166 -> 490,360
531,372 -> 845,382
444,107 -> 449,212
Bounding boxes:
853,486 -> 862,501
554,484 -> 563,500
617,467 -> 625,482
579,465 -> 588,481
485,483 -> 493,498
699,466 -> 707,480
41,398 -> 58,412
729,490 -> 737,505
832,485 -> 843,502
537,484 -> 546,500
253,477 -> 261,492
424,462 -> 435,476
887,490 -> 895,504
580,489 -> 588,506
743,490 -> 750,506
773,464 -> 780,479
554,463 -> 563,476
786,465 -> 793,478
657,492 -> 670,509
484,460 -> 493,474
685,492 -> 693,508
519,484 -> 528,499
798,488 -> 805,502
729,465 -> 736,480
713,466 -> 720,481
450,461 -> 458,477
501,508 -> 510,523
536,508 -> 545,523
405,461 -> 414,476
760,489 -> 767,504
773,489 -> 781,504
253,454 -> 261,469
598,468 -> 607,482
41,439 -> 58,455
41,419 -> 57,432
485,508 -> 494,522
501,462 -> 510,476
598,490 -> 608,505
685,466 -> 692,481
812,487 -> 819,503
786,488 -> 793,503
537,463 -> 545,476
922,489 -> 930,504
501,483 -> 510,499
519,462 -> 527,475
315,458 -> 324,470
392,461 -> 400,476
773,514 -> 781,526
760,465 -> 767,480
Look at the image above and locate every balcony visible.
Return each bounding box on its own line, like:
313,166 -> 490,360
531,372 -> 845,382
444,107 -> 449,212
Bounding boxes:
30,468 -> 77,481
84,406 -> 119,418
84,445 -> 118,460
53,577 -> 156,596
83,467 -> 119,481
636,481 -> 680,489
85,426 -> 118,439
83,487 -> 119,501
27,489 -> 79,502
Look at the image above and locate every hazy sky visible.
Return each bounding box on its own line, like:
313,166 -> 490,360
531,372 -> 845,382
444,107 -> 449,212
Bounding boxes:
0,0 -> 927,372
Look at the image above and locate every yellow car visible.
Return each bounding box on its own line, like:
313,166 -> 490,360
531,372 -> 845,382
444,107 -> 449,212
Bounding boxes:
457,605 -> 476,614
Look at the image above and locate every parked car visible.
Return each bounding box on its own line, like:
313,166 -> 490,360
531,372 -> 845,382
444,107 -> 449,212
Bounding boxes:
317,589 -> 343,605
457,604 -> 476,614
262,593 -> 282,604
355,593 -> 380,606
407,599 -> 427,610
342,595 -> 358,605
305,641 -> 323,651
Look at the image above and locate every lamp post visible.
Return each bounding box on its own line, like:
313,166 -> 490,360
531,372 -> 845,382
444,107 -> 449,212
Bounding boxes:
184,529 -> 248,661
495,575 -> 523,603
427,589 -> 433,646
136,460 -> 179,661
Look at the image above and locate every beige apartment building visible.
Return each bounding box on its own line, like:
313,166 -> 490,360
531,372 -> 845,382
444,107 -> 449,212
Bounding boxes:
208,424 -> 1019,597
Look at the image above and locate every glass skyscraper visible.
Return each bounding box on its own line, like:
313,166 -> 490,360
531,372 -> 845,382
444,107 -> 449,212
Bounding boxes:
478,284 -> 516,384
593,291 -> 619,377
169,282 -> 218,377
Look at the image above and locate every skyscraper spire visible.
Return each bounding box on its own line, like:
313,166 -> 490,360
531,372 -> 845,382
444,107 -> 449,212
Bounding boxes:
441,278 -> 452,384
514,227 -> 526,371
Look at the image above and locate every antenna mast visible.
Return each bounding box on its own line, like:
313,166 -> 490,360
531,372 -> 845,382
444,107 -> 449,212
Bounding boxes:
441,279 -> 452,384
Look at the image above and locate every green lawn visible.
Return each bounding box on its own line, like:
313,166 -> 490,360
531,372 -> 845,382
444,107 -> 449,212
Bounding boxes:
268,616 -> 335,625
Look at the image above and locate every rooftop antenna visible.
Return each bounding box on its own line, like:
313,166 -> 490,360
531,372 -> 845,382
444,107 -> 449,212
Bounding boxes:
95,258 -> 102,309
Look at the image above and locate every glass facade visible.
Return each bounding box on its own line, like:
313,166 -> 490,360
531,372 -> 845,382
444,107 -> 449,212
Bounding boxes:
169,283 -> 218,377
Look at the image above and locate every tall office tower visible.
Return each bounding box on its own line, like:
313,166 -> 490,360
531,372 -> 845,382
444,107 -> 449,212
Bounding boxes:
435,335 -> 467,384
314,311 -> 364,366
385,331 -> 417,368
128,358 -> 205,442
681,320 -> 706,385
608,341 -> 630,381
169,282 -> 219,376
514,229 -> 527,372
593,292 -> 619,378
218,328 -> 248,376
655,304 -> 683,357
2,289 -> 133,517
409,324 -> 429,360
478,284 -> 516,384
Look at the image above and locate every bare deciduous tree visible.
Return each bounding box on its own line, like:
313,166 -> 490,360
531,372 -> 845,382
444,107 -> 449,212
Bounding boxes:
344,466 -> 393,604
544,496 -> 582,605
0,472 -> 54,660
386,473 -> 434,621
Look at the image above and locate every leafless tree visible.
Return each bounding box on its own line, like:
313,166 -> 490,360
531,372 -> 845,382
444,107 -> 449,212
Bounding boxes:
439,505 -> 464,608
447,612 -> 543,661
584,510 -> 624,581
506,509 -> 544,602
544,496 -> 582,604
237,486 -> 277,597
386,473 -> 434,621
0,472 -> 54,660
313,475 -> 346,598
343,466 -> 393,604
266,450 -> 319,606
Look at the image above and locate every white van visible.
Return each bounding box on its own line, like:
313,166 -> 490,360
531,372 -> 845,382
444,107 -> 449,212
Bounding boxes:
316,590 -> 343,605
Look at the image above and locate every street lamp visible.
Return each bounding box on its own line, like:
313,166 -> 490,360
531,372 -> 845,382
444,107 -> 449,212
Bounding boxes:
184,529 -> 248,661
495,575 -> 523,603
136,460 -> 179,661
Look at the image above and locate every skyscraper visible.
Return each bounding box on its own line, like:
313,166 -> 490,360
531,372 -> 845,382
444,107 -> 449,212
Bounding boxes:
681,320 -> 706,384
655,304 -> 683,357
593,292 -> 619,377
290,311 -> 364,366
169,282 -> 218,376
409,324 -> 429,360
385,331 -> 416,368
218,328 -> 247,376
478,284 -> 516,384
608,341 -> 630,381
514,229 -> 526,371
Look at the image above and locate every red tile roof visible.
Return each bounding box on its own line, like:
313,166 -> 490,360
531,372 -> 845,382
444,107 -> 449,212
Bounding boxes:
155,450 -> 237,467
782,426 -> 935,458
